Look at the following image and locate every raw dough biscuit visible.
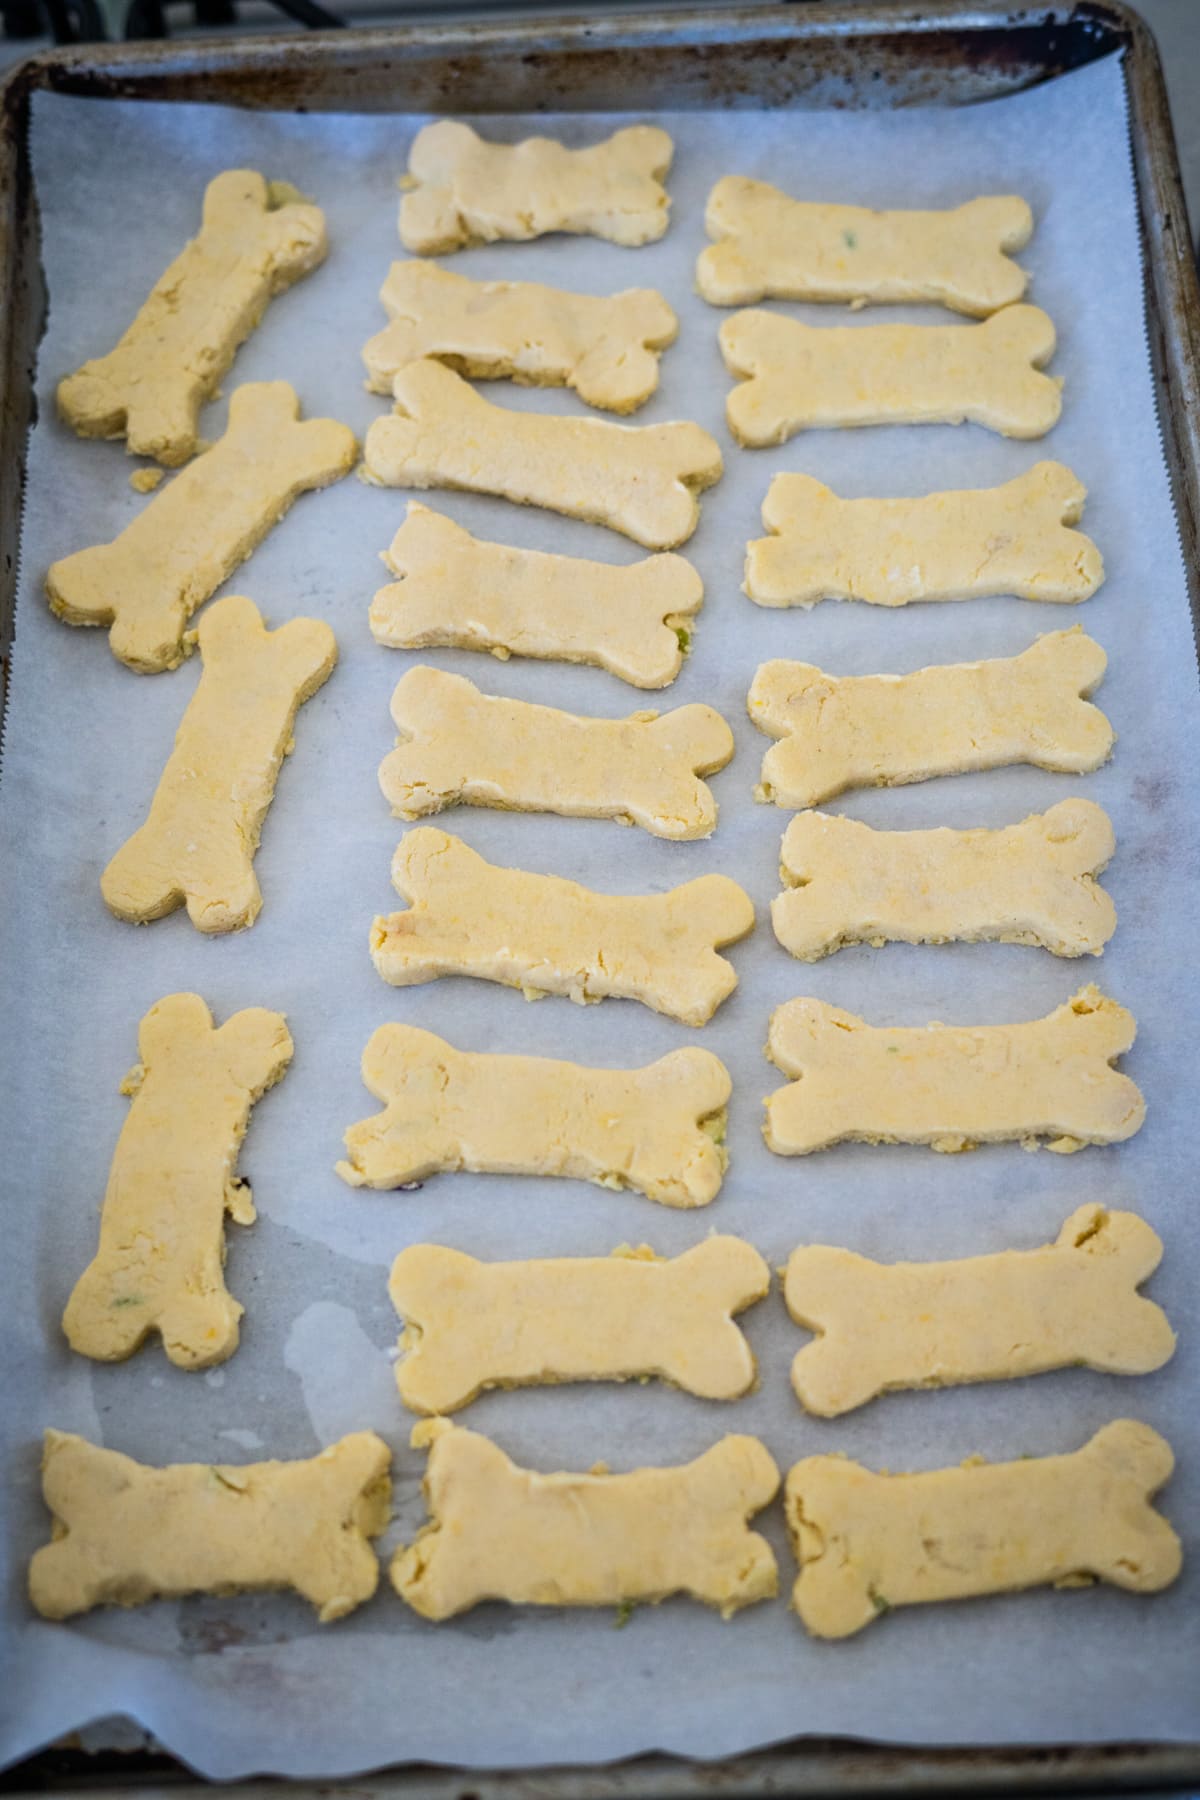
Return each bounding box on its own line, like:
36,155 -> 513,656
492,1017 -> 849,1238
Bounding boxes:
388,1237 -> 770,1413
764,984 -> 1145,1156
337,1024 -> 730,1206
785,1206 -> 1175,1417
720,304 -> 1062,445
362,360 -> 722,551
57,171 -> 327,467
698,181 -> 1032,315
29,1429 -> 391,1623
380,665 -> 733,840
786,1420 -> 1181,1638
46,382 -> 357,673
772,800 -> 1116,962
392,1421 -> 779,1619
745,463 -> 1103,609
101,595 -> 337,933
371,828 -> 755,1026
369,504 -> 703,690
399,121 -> 673,253
749,628 -> 1113,809
63,993 -> 291,1370
363,261 -> 677,413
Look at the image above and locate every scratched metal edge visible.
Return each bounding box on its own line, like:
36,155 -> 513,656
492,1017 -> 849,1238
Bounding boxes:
1,3 -> 1199,1794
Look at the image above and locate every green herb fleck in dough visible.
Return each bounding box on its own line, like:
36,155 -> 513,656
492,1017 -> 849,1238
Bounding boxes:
614,1600 -> 636,1628
868,1588 -> 890,1615
843,230 -> 858,249
675,627 -> 691,654
111,1295 -> 144,1308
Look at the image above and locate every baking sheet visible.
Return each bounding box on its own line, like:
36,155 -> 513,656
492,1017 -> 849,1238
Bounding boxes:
1,53 -> 1198,1779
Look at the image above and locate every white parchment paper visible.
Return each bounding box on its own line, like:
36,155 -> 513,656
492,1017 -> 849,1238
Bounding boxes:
1,54 -> 1198,1778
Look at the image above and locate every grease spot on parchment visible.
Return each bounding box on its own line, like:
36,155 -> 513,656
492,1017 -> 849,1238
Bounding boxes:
283,1301 -> 396,1447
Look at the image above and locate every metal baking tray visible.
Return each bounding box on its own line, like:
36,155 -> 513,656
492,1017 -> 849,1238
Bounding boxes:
1,3 -> 1198,1792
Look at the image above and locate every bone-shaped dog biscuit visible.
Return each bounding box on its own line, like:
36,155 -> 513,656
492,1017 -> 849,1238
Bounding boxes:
338,1025 -> 730,1206
746,464 -> 1103,610
393,1421 -> 779,1619
47,383 -> 356,673
400,121 -> 673,253
750,628 -> 1113,809
63,993 -> 291,1370
101,595 -> 337,933
765,984 -> 1145,1156
380,665 -> 733,840
698,182 -> 1032,315
57,171 -> 327,466
773,800 -> 1116,962
721,304 -> 1061,445
364,261 -> 677,414
389,1238 -> 769,1414
785,1206 -> 1175,1418
363,360 -> 722,550
29,1429 -> 391,1623
371,828 -> 754,1026
786,1420 -> 1181,1638
370,505 -> 703,690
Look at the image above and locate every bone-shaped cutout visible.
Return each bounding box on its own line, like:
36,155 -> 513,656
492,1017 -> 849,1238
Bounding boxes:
749,628 -> 1113,809
57,172 -> 327,467
785,1206 -> 1175,1418
363,360 -> 722,551
370,504 -> 703,690
46,383 -> 357,674
786,1420 -> 1181,1639
399,121 -> 673,253
337,1024 -> 731,1206
765,984 -> 1145,1156
101,595 -> 337,933
62,992 -> 292,1370
720,304 -> 1062,446
363,261 -> 677,414
388,1237 -> 770,1414
773,800 -> 1117,962
392,1420 -> 779,1619
698,182 -> 1032,316
380,665 -> 733,840
745,463 -> 1103,610
29,1429 -> 391,1623
371,828 -> 755,1027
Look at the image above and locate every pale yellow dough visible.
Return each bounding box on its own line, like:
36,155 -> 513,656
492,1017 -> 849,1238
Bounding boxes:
393,1421 -> 779,1619
772,800 -> 1116,962
745,463 -> 1103,609
337,1024 -> 730,1206
62,993 -> 291,1370
363,261 -> 677,413
371,827 -> 754,1026
399,121 -> 673,253
765,984 -> 1145,1156
57,171 -> 327,467
749,628 -> 1113,809
362,360 -> 722,551
720,303 -> 1062,445
785,1206 -> 1175,1418
370,504 -> 703,690
29,1429 -> 391,1623
47,383 -> 356,674
786,1420 -> 1181,1638
101,595 -> 337,933
389,1237 -> 770,1413
698,182 -> 1032,315
380,665 -> 733,840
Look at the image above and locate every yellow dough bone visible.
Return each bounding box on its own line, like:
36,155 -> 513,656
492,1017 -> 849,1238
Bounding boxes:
371,828 -> 754,1026
393,1421 -> 779,1619
388,1237 -> 769,1413
29,1429 -> 391,1623
57,171 -> 327,466
786,1421 -> 1181,1638
47,382 -> 356,673
338,1024 -> 730,1206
